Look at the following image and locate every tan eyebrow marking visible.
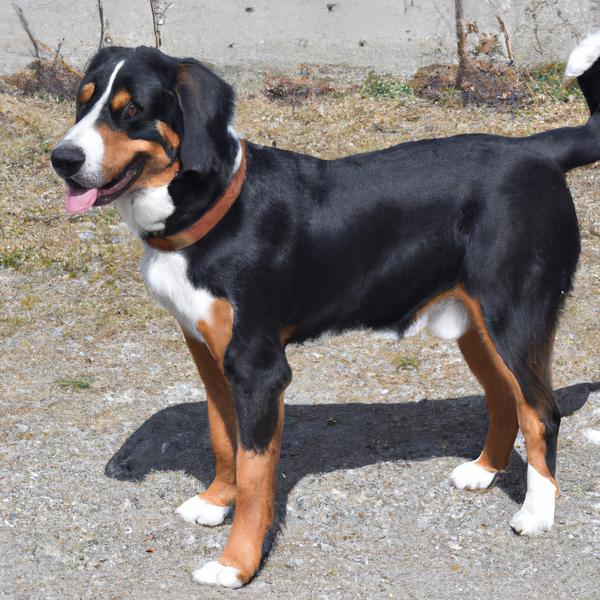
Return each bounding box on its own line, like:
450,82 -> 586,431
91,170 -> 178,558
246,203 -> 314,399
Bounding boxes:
78,82 -> 95,104
111,89 -> 132,112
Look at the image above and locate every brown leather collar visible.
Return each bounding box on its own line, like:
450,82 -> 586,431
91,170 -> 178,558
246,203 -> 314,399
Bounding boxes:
144,140 -> 246,251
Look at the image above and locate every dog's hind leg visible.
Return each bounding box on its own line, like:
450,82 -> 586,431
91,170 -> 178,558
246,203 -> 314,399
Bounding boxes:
508,336 -> 561,536
449,288 -> 561,535
450,314 -> 519,490
176,327 -> 238,527
449,173 -> 578,533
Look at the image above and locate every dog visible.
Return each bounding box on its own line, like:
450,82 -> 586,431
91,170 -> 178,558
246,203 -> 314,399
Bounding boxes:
50,34 -> 600,588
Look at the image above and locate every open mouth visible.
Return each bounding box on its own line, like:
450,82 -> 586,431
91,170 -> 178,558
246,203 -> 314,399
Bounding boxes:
65,159 -> 141,214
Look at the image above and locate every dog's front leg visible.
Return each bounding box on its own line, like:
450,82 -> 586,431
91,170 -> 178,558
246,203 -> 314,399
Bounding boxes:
192,333 -> 291,588
176,334 -> 238,526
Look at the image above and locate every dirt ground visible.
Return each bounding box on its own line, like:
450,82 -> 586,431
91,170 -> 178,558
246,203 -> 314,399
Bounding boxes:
1,80 -> 599,599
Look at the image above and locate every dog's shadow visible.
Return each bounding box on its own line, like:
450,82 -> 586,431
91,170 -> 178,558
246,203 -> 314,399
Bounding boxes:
105,382 -> 597,547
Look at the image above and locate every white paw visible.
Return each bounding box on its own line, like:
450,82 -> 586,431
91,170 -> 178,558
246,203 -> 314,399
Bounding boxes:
510,506 -> 553,536
192,560 -> 243,588
510,465 -> 556,536
175,495 -> 231,527
450,460 -> 497,490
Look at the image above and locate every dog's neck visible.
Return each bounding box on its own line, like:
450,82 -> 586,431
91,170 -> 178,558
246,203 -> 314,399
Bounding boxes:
117,129 -> 242,239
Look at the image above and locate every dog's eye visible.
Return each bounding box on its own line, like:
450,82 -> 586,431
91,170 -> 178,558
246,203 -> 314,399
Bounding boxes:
124,102 -> 142,119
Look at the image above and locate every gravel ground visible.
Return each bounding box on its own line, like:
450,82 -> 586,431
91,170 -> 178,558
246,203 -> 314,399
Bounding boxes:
1,82 -> 599,599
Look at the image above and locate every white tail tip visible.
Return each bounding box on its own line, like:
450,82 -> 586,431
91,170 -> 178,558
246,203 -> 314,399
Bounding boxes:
565,31 -> 600,79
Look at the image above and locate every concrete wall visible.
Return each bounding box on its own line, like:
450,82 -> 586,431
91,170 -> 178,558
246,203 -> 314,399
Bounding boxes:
2,0 -> 600,79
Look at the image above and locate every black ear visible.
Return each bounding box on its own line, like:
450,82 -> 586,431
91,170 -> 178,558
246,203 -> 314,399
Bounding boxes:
174,59 -> 236,175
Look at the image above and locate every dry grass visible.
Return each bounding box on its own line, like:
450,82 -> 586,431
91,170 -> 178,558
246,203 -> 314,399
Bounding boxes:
0,78 -> 598,388
260,61 -> 582,108
0,72 -> 597,600
263,67 -> 352,104
1,58 -> 81,100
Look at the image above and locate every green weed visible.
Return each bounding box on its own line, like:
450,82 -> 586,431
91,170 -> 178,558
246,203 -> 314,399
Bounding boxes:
394,355 -> 419,370
526,62 -> 583,102
361,71 -> 414,99
56,377 -> 92,390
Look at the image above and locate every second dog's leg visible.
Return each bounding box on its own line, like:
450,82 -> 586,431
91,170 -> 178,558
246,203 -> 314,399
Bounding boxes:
176,334 -> 237,527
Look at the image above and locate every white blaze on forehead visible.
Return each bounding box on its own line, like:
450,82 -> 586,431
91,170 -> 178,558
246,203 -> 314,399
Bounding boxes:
59,59 -> 125,187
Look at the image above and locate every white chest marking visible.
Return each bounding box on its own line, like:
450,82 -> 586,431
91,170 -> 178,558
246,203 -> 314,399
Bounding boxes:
140,246 -> 214,340
117,185 -> 175,235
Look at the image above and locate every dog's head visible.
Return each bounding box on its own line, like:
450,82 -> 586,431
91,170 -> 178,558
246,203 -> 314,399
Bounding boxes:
51,46 -> 238,230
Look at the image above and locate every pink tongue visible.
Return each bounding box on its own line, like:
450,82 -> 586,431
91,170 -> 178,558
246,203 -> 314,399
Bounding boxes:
65,186 -> 98,214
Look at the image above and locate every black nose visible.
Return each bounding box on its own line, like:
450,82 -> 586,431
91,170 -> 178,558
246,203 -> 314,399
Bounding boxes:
51,144 -> 85,178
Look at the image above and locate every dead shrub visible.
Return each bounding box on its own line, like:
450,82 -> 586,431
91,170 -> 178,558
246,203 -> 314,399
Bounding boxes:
2,58 -> 81,100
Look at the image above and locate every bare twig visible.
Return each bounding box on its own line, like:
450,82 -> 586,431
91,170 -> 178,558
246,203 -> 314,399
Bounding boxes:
12,3 -> 40,58
149,1 -> 172,48
149,0 -> 161,48
496,14 -> 513,64
97,0 -> 105,51
530,0 -> 544,56
454,0 -> 469,87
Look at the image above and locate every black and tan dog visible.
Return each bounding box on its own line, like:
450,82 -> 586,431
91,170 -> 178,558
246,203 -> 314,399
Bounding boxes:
51,34 -> 600,587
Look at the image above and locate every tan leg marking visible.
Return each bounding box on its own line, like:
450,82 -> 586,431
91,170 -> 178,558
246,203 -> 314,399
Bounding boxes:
183,298 -> 237,507
197,298 -> 234,370
184,334 -> 237,507
437,287 -> 559,492
457,322 -> 519,472
515,400 -> 559,493
219,394 -> 285,584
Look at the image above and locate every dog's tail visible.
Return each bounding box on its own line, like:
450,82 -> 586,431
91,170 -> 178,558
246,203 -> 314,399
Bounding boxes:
522,31 -> 600,172
565,31 -> 600,114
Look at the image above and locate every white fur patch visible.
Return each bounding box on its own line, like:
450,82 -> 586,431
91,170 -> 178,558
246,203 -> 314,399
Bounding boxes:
140,246 -> 216,340
228,126 -> 242,173
176,495 -> 231,527
192,560 -> 243,588
565,31 -> 600,78
60,60 -> 125,187
404,298 -> 470,340
371,329 -> 400,340
117,185 -> 175,234
402,313 -> 428,338
450,459 -> 497,490
510,465 -> 556,536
